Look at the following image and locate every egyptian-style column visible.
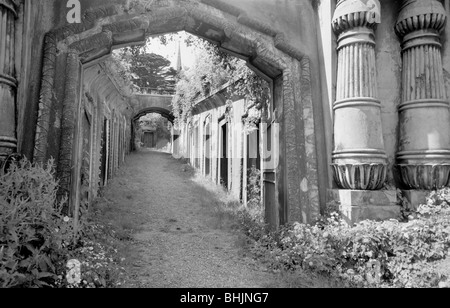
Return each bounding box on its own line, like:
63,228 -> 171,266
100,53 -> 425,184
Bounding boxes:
331,0 -> 387,190
395,0 -> 450,190
0,0 -> 18,160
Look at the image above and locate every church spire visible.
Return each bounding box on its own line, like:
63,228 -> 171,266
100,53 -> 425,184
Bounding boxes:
176,41 -> 182,72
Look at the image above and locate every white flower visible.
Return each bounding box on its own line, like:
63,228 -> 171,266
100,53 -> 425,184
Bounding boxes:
66,259 -> 82,285
63,216 -> 70,223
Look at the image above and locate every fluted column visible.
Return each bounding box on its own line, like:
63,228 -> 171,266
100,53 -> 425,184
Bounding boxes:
395,0 -> 450,190
331,0 -> 387,190
0,0 -> 18,160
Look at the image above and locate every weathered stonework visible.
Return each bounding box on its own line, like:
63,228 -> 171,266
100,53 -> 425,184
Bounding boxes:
33,33 -> 57,164
132,94 -> 174,122
57,52 -> 81,212
331,0 -> 388,190
395,0 -> 450,191
0,0 -> 18,160
333,190 -> 401,225
332,163 -> 387,190
398,164 -> 450,190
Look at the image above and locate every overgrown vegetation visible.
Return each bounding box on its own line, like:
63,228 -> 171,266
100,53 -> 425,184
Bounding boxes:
135,113 -> 172,150
138,114 -> 172,141
113,49 -> 178,95
0,159 -> 126,288
235,189 -> 450,288
3,156 -> 450,288
246,166 -> 263,224
171,34 -> 270,129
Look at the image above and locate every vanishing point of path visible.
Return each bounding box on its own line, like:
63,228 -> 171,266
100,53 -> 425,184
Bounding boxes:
94,150 -> 335,288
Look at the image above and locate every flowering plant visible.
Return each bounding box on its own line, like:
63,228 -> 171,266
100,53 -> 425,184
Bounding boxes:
246,190 -> 450,288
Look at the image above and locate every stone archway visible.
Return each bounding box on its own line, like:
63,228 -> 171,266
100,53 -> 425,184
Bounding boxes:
131,94 -> 175,123
132,103 -> 175,153
32,0 -> 327,227
133,108 -> 175,123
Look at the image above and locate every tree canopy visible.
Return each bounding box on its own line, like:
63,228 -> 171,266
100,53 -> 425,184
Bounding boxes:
115,48 -> 178,95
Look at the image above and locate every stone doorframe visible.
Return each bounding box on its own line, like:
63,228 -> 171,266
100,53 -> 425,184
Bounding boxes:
32,0 -> 326,226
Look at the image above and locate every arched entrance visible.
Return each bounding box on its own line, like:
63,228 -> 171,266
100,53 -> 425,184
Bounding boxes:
32,0 -> 329,227
133,106 -> 174,151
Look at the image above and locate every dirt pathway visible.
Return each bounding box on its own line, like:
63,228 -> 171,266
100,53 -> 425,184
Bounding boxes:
94,150 -> 328,288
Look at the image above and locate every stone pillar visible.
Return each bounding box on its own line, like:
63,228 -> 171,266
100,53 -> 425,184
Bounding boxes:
0,0 -> 18,160
395,0 -> 450,197
331,0 -> 400,224
331,0 -> 387,190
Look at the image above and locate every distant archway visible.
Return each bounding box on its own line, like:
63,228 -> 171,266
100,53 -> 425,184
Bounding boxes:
133,108 -> 175,123
131,94 -> 175,123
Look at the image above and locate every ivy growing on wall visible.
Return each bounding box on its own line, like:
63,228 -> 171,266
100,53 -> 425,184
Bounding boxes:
170,34 -> 271,129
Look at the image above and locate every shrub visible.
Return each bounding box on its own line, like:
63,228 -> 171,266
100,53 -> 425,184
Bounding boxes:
55,236 -> 126,289
0,158 -> 126,288
0,158 -> 75,288
244,189 -> 450,288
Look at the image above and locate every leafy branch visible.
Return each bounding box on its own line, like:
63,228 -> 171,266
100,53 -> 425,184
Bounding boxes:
171,34 -> 271,129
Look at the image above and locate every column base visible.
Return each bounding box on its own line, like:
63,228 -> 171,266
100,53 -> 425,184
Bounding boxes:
331,163 -> 387,190
398,164 -> 450,190
401,190 -> 428,211
331,189 -> 400,225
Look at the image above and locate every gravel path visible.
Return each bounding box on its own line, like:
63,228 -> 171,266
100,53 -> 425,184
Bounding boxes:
96,150 -> 301,288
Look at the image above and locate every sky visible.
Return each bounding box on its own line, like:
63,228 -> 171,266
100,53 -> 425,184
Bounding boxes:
145,31 -> 197,69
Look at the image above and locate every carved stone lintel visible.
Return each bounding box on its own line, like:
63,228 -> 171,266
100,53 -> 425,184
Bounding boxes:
102,16 -> 150,34
398,164 -> 450,190
69,31 -> 113,54
332,163 -> 387,190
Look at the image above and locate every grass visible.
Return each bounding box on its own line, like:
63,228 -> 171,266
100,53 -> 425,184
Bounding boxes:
186,168 -> 348,288
84,154 -> 348,288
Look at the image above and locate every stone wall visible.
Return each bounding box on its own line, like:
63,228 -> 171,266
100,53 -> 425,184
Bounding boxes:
82,63 -> 133,200
175,96 -> 249,203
